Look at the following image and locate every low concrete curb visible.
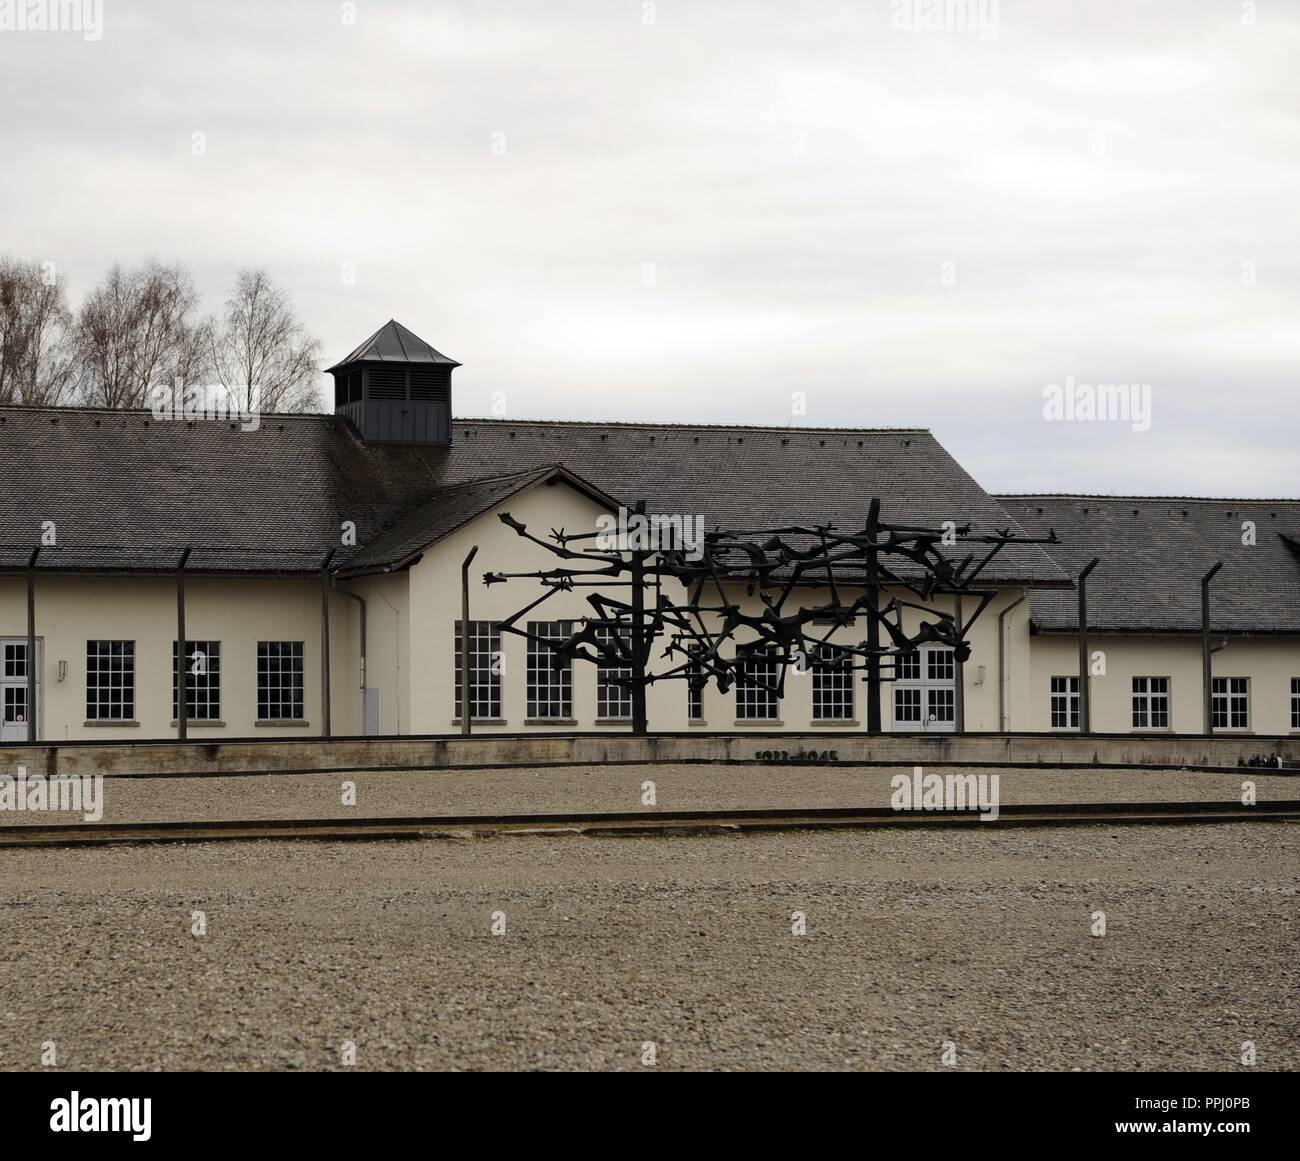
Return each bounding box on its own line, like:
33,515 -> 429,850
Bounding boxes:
1,731 -> 1297,778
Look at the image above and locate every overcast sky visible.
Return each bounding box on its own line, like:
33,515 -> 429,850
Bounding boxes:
2,1 -> 1297,495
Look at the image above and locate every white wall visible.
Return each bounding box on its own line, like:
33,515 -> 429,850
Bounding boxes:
1028,632 -> 1300,735
405,481 -> 1032,734
0,575 -> 346,741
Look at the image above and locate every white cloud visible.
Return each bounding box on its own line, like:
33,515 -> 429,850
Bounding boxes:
1,0 -> 1297,494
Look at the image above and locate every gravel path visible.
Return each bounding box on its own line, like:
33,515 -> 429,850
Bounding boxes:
0,822 -> 1296,1071
0,763 -> 1293,827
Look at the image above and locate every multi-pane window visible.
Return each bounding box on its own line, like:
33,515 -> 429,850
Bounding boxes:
1211,677 -> 1249,730
927,649 -> 955,682
1131,676 -> 1170,730
454,620 -> 502,720
891,647 -> 955,731
735,646 -> 779,721
86,641 -> 135,721
3,644 -> 29,726
258,641 -> 304,721
896,651 -> 920,681
527,621 -> 573,719
173,641 -> 221,721
595,626 -> 632,720
3,642 -> 27,678
3,685 -> 27,726
1292,678 -> 1300,731
894,686 -> 921,723
927,687 -> 955,724
1049,676 -> 1079,730
812,645 -> 854,721
687,644 -> 704,721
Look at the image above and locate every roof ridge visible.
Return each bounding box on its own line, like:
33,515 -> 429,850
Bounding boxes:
455,416 -> 931,435
997,493 -> 1300,504
432,466 -> 557,489
0,405 -> 927,436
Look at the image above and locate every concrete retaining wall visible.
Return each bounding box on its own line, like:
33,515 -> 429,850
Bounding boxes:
1,732 -> 1297,778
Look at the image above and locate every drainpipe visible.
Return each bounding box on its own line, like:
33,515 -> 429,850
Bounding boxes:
954,594 -> 965,733
1077,558 -> 1099,734
1201,561 -> 1222,734
461,546 -> 479,736
26,546 -> 40,744
319,549 -> 335,738
333,579 -> 367,735
998,589 -> 1027,733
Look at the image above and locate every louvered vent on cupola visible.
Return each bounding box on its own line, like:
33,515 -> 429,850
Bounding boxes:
327,320 -> 460,445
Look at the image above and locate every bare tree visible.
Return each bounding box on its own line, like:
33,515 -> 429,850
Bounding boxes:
0,256 -> 76,406
210,268 -> 324,414
73,260 -> 210,409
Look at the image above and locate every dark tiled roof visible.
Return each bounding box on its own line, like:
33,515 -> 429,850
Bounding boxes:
997,496 -> 1300,633
336,466 -> 619,575
421,420 -> 1068,584
0,408 -> 439,573
326,320 -> 460,371
0,406 -> 1066,583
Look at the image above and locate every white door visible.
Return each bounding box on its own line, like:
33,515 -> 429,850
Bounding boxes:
0,640 -> 42,742
890,644 -> 957,733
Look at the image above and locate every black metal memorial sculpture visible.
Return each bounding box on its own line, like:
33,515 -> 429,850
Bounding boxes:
485,499 -> 1057,734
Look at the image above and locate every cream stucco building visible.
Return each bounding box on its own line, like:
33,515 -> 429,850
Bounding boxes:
2,321 -> 1297,745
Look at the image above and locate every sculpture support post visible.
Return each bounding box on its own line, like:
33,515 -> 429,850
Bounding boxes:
631,548 -> 648,735
864,499 -> 882,734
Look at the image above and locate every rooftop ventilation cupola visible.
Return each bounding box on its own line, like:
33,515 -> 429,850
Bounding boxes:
327,320 -> 460,444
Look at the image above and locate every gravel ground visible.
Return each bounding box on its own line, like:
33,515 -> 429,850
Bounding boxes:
0,763 -> 1293,827
0,822 -> 1296,1071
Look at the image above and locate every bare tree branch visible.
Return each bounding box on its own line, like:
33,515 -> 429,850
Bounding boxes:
0,256 -> 76,406
73,260 -> 208,408
210,268 -> 324,414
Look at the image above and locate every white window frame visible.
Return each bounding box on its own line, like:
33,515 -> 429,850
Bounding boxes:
1131,675 -> 1170,731
1049,675 -> 1080,731
595,626 -> 632,721
811,644 -> 854,721
527,621 -> 574,720
1210,676 -> 1250,731
173,640 -> 222,722
258,641 -> 305,721
892,645 -> 956,733
455,620 -> 503,721
735,645 -> 779,721
686,644 -> 704,721
86,640 -> 136,721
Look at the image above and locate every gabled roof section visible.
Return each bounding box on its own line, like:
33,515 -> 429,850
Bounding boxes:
326,319 -> 461,372
997,495 -> 1300,634
0,405 -> 1067,584
0,407 -> 441,574
435,420 -> 1069,586
337,465 -> 621,575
